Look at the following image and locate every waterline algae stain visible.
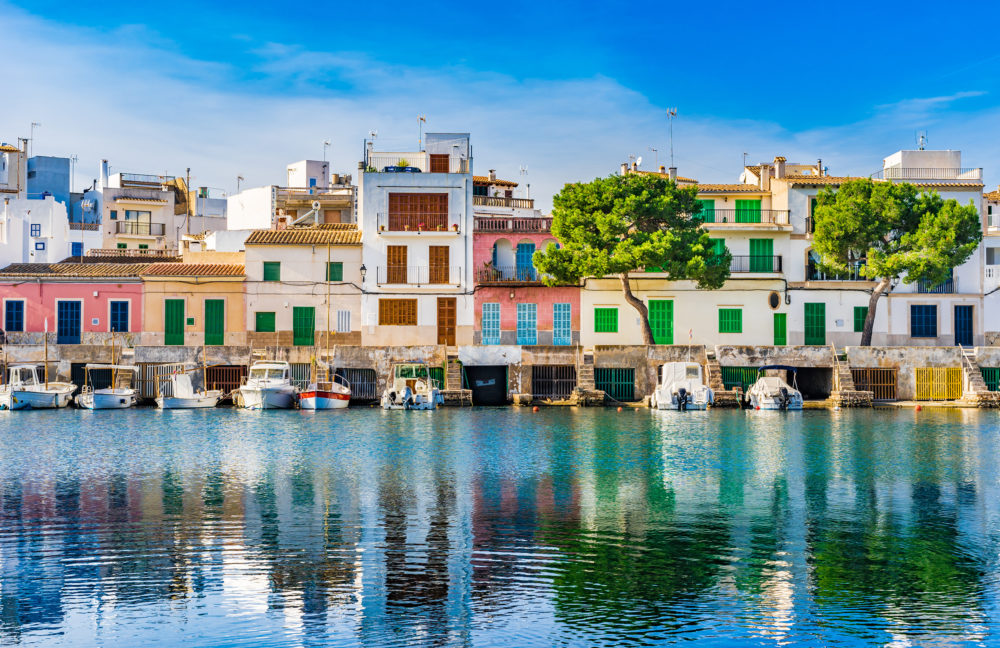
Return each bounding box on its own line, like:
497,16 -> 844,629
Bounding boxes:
0,408 -> 998,646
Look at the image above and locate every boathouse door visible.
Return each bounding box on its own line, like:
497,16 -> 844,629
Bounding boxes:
56,300 -> 81,344
955,305 -> 973,347
437,298 -> 456,346
165,299 -> 184,346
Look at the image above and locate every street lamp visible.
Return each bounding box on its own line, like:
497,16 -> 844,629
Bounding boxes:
359,264 -> 366,283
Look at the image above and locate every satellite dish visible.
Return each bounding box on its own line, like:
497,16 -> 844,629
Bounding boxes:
312,201 -> 321,210
636,156 -> 643,167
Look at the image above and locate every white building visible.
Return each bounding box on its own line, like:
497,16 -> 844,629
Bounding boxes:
357,133 -> 474,346
983,186 -> 1000,344
227,160 -> 355,231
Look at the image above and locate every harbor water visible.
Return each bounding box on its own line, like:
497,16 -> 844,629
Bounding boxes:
1,407 -> 1000,646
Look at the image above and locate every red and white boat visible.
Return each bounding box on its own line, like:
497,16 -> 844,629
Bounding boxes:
298,374 -> 351,410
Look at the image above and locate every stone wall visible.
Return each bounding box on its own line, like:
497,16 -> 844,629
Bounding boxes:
594,345 -> 707,398
974,346 -> 1000,369
846,346 -> 962,400
715,345 -> 834,367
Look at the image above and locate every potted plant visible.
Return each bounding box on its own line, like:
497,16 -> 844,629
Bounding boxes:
404,224 -> 410,231
451,223 -> 459,231
396,158 -> 409,168
379,224 -> 385,232
436,224 -> 443,231
418,221 -> 426,232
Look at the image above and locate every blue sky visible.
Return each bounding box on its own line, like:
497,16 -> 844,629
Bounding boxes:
5,0 -> 1000,208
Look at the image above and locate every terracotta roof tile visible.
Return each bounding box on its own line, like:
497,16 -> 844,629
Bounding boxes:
0,144 -> 20,153
985,188 -> 1000,201
244,226 -> 361,246
0,263 -> 151,278
782,175 -> 859,185
142,263 -> 245,277
632,170 -> 699,183
744,165 -> 762,177
473,175 -> 519,187
696,183 -> 768,193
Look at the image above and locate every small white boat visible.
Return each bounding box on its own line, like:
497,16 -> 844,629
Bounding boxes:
237,361 -> 297,410
0,364 -> 75,410
381,363 -> 443,410
77,364 -> 138,410
651,362 -> 714,411
299,373 -> 351,410
746,365 -> 804,411
156,372 -> 222,409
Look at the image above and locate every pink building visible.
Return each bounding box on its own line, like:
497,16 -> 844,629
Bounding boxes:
0,263 -> 146,344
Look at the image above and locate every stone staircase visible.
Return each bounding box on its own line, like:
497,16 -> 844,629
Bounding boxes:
440,348 -> 472,406
571,348 -> 604,406
961,347 -> 1000,407
705,348 -> 741,408
829,346 -> 873,407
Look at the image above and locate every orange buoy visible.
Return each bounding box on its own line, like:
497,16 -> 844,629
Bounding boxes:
617,406 -> 622,412
915,404 -> 922,412
532,406 -> 539,412
756,406 -> 761,410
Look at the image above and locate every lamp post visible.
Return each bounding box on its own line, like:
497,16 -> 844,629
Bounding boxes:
359,264 -> 367,285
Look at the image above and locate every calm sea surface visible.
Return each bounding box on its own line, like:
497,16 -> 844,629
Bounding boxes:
1,407 -> 999,647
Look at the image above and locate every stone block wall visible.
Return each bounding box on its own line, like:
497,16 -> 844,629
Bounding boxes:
846,346 -> 962,400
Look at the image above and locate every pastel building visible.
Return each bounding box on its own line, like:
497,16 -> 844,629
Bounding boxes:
227,160 -> 355,230
140,261 -> 246,346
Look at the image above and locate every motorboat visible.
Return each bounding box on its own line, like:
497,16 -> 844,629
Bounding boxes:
237,361 -> 297,410
77,364 -> 138,410
651,361 -> 714,411
0,364 -> 75,410
746,365 -> 804,411
381,363 -> 444,410
299,373 -> 351,410
156,371 -> 222,409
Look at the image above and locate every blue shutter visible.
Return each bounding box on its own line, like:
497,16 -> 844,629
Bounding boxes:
553,303 -> 571,345
516,303 -> 537,345
482,303 -> 501,344
516,243 -> 536,281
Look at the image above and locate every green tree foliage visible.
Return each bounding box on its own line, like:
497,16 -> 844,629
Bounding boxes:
812,179 -> 981,345
533,173 -> 730,344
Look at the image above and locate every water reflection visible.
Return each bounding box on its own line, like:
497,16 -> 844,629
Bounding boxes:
0,408 -> 997,646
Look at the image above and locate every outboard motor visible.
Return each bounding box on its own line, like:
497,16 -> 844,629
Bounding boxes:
677,387 -> 688,411
779,387 -> 790,410
402,386 -> 414,410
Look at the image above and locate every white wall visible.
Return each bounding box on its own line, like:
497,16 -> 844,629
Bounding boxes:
227,186 -> 274,230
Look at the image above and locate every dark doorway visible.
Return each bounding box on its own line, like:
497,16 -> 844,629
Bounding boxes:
464,365 -> 508,405
955,305 -> 973,347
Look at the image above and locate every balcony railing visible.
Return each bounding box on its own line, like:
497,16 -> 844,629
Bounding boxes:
377,265 -> 462,285
474,216 -> 552,233
377,212 -> 461,233
729,255 -> 783,273
917,277 -> 956,293
86,248 -> 177,258
473,195 -> 535,209
116,221 -> 165,236
871,167 -> 983,181
807,263 -> 868,281
476,265 -> 541,284
69,222 -> 101,231
365,153 -> 470,174
698,209 -> 789,225
120,172 -> 173,186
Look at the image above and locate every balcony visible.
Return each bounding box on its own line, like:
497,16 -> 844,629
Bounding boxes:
69,222 -> 101,231
119,173 -> 173,188
116,221 -> 165,236
377,212 -> 461,233
476,265 -> 542,284
729,255 -> 783,273
365,153 -> 470,174
86,248 -> 177,258
699,209 -> 789,225
377,265 -> 462,286
474,216 -> 552,233
917,277 -> 957,293
871,168 -> 983,181
807,263 -> 868,281
473,195 -> 535,209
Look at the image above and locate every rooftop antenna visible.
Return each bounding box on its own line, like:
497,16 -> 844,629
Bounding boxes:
648,146 -> 658,168
418,115 -> 426,150
323,139 -> 331,162
636,156 -> 643,168
743,152 -> 749,167
916,130 -> 927,151
666,108 -> 677,167
520,165 -> 529,199
29,122 -> 41,157
369,129 -> 378,142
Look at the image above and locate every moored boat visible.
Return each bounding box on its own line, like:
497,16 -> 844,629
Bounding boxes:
746,365 -> 804,411
77,364 -> 139,410
0,364 -> 75,410
651,362 -> 714,411
381,363 -> 443,410
299,373 -> 351,410
236,361 -> 297,410
156,372 -> 222,409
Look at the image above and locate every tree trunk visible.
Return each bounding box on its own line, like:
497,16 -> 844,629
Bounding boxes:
860,277 -> 891,346
620,272 -> 654,345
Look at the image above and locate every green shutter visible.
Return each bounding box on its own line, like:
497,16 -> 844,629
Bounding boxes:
204,299 -> 224,346
810,198 -> 818,232
292,306 -> 315,346
719,308 -> 742,333
648,300 -> 673,344
326,262 -> 343,282
165,299 -> 185,346
734,199 -> 762,223
773,313 -> 787,346
749,239 -> 773,272
854,306 -> 868,333
696,199 -> 716,223
255,311 -> 276,333
116,243 -> 127,249
263,262 -> 281,281
711,238 -> 726,255
594,307 -> 618,333
804,303 -> 826,345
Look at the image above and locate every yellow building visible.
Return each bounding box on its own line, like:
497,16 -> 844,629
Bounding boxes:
141,262 -> 247,346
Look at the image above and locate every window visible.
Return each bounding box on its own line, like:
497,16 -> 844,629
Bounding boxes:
124,210 -> 151,222
4,301 -> 24,332
594,307 -> 618,333
854,306 -> 868,333
262,262 -> 280,281
117,243 -> 127,249
336,309 -> 351,333
429,246 -> 450,284
749,239 -> 774,272
255,311 -> 276,333
482,303 -> 501,344
138,244 -> 149,250
648,300 -> 673,344
719,308 -> 742,333
387,245 -> 408,283
473,184 -> 488,197
30,224 -> 41,237
553,303 -> 572,345
109,301 -> 129,332
734,199 -> 762,223
809,198 -> 818,233
379,299 -> 417,326
429,154 -> 450,173
516,303 -> 537,345
71,242 -> 83,257
695,199 -> 715,222
292,307 -> 315,346
515,242 -> 536,281
773,313 -> 787,346
34,242 -> 45,251
388,193 -> 448,231
110,210 -> 117,220
911,305 -> 937,338
804,302 -> 826,345
326,262 -> 343,282
309,177 -> 317,187
987,247 -> 998,266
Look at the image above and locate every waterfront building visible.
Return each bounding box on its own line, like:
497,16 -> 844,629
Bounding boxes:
983,185 -> 1000,345
226,160 -> 355,230
26,155 -> 70,206
243,224 -> 363,347
357,133 -> 473,346
140,260 -> 246,346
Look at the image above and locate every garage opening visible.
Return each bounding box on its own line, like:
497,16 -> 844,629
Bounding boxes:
464,365 -> 508,405
532,365 -> 576,400
595,368 -> 635,402
852,368 -> 898,400
796,367 -> 832,400
334,368 -> 378,402
915,367 -> 962,400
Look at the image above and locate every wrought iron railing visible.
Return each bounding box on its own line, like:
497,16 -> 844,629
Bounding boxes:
807,263 -> 868,281
871,167 -> 982,181
729,255 -> 783,273
917,277 -> 956,293
476,265 -> 541,283
364,153 -> 470,174
116,221 -> 165,236
69,222 -> 101,231
377,265 -> 462,285
377,212 -> 461,232
474,216 -> 551,232
698,209 -> 789,225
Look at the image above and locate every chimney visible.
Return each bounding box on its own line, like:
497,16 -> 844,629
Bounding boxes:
659,165 -> 666,174
668,167 -> 677,181
489,169 -> 496,181
773,156 -> 786,179
621,163 -> 629,175
758,163 -> 771,191
632,162 -> 638,172
817,159 -> 823,176
99,159 -> 109,190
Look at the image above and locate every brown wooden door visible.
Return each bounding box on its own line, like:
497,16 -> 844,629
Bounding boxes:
387,245 -> 407,283
429,246 -> 449,284
429,154 -> 449,173
437,297 -> 456,346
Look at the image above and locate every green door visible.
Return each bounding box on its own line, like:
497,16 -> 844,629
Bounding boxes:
165,299 -> 185,346
204,299 -> 224,346
648,300 -> 673,344
292,306 -> 315,346
749,239 -> 773,272
735,199 -> 762,223
804,303 -> 826,345
773,313 -> 787,346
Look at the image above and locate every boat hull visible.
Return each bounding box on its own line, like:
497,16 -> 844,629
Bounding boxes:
78,389 -> 137,410
652,387 -> 712,411
299,390 -> 350,410
3,388 -> 75,410
749,397 -> 803,411
156,392 -> 222,409
239,387 -> 296,410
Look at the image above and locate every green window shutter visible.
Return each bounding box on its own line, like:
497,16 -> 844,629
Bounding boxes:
853,306 -> 868,333
255,311 -> 276,333
749,239 -> 773,272
810,198 -> 818,232
165,299 -> 185,346
734,199 -> 762,223
326,262 -> 343,282
594,307 -> 618,333
116,243 -> 127,249
804,303 -> 826,345
648,300 -> 673,344
773,313 -> 787,346
719,308 -> 742,333
263,262 -> 281,282
138,244 -> 149,250
204,299 -> 224,346
710,238 -> 726,255
292,306 -> 315,346
696,199 -> 715,223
